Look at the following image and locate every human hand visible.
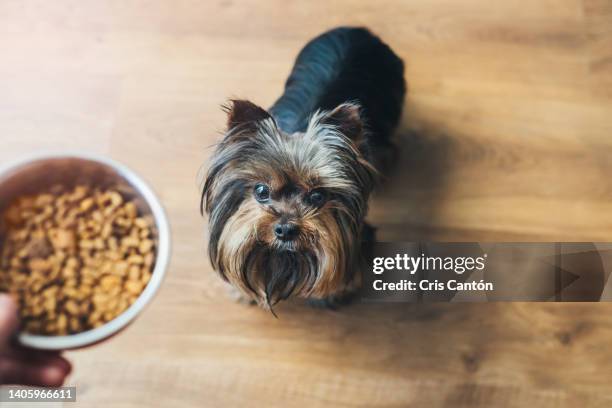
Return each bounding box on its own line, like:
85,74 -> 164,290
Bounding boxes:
0,294 -> 71,386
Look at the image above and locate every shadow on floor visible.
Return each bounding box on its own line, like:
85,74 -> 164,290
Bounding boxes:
370,106 -> 459,241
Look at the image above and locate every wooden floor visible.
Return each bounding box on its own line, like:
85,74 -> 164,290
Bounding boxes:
2,1 -> 612,407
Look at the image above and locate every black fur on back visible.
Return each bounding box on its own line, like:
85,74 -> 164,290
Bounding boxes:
269,27 -> 406,147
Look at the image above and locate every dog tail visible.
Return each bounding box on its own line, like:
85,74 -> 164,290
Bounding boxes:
269,27 -> 406,142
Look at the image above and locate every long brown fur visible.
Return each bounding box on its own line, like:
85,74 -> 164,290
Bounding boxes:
201,27 -> 405,309
202,101 -> 376,308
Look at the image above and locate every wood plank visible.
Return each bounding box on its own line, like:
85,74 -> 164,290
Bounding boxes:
1,1 -> 611,406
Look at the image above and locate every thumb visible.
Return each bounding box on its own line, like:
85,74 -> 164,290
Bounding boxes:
0,295 -> 19,345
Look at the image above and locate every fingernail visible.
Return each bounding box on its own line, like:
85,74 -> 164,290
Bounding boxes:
42,366 -> 67,387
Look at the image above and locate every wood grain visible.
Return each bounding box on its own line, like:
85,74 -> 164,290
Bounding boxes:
1,1 -> 612,407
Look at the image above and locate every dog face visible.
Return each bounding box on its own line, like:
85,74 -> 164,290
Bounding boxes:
202,100 -> 376,307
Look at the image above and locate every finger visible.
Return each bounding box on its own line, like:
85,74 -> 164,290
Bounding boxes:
0,295 -> 19,344
0,355 -> 69,387
31,352 -> 72,375
9,348 -> 72,375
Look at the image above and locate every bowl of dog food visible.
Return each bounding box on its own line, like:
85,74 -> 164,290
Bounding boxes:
0,153 -> 170,350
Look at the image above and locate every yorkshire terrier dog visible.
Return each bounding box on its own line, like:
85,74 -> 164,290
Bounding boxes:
202,27 -> 406,309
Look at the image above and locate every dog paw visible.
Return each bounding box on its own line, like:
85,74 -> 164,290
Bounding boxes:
226,286 -> 257,306
307,297 -> 339,310
307,292 -> 358,310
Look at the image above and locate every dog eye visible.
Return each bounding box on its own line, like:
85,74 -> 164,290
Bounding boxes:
307,189 -> 326,207
253,183 -> 271,202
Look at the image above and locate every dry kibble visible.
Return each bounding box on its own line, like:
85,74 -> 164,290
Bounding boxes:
0,185 -> 156,335
57,314 -> 68,333
125,280 -> 143,296
100,275 -> 121,291
128,265 -> 141,280
44,297 -> 57,313
101,223 -> 112,238
124,202 -> 137,218
127,254 -> 144,265
69,317 -> 81,332
121,236 -> 139,248
47,229 -> 72,251
79,285 -> 92,298
117,298 -> 129,314
108,191 -> 123,208
28,258 -> 50,272
80,197 -> 94,212
144,253 -> 155,268
66,257 -> 79,269
63,286 -> 78,298
119,260 -> 131,272
139,240 -> 153,254
62,266 -> 77,279
79,239 -> 95,250
134,218 -> 148,229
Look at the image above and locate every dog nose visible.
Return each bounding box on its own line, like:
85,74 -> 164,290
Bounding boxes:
274,223 -> 299,241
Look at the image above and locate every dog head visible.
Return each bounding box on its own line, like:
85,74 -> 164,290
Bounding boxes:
201,100 -> 376,308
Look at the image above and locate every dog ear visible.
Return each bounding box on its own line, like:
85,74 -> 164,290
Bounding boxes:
224,99 -> 272,130
319,103 -> 364,141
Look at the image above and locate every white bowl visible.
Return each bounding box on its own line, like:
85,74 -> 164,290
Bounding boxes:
0,153 -> 171,350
